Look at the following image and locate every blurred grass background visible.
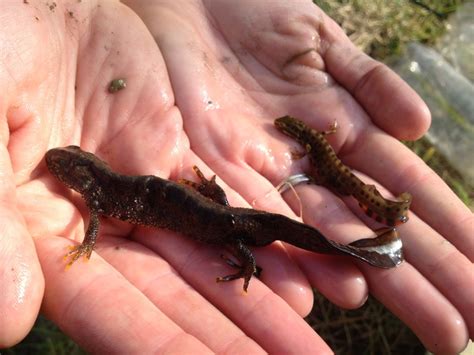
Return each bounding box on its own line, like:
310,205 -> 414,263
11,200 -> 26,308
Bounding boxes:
6,0 -> 471,354
3,315 -> 84,355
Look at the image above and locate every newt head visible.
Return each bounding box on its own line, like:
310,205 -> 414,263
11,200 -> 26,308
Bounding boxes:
358,201 -> 411,226
45,145 -> 98,193
387,192 -> 413,225
274,115 -> 307,139
357,186 -> 413,226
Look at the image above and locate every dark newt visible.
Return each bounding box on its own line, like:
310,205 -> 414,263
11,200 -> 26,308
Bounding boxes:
274,116 -> 412,226
45,146 -> 404,291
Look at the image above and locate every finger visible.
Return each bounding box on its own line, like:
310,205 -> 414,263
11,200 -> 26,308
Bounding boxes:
362,262 -> 468,354
321,21 -> 431,140
133,228 -> 333,354
37,236 -> 212,353
340,172 -> 473,345
400,214 -> 474,340
97,235 -> 265,353
343,129 -> 474,261
280,184 -> 370,309
0,147 -> 44,347
288,178 -> 469,353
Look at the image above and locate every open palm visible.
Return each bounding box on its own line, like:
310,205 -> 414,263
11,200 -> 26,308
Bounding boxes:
2,0 -> 472,353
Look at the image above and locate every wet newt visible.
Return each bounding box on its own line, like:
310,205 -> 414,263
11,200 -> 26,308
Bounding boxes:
45,146 -> 403,291
274,116 -> 412,226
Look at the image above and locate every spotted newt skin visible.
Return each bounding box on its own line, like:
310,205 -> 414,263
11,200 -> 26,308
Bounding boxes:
274,116 -> 412,226
45,146 -> 403,291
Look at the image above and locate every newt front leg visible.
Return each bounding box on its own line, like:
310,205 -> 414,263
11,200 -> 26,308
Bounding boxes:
179,166 -> 229,206
64,210 -> 100,268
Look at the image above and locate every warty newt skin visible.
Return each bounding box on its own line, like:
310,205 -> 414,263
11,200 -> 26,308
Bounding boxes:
45,146 -> 404,291
274,116 -> 412,226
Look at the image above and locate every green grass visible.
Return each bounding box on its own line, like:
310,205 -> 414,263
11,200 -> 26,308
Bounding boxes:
404,137 -> 473,207
307,294 -> 425,355
3,316 -> 84,355
314,0 -> 463,59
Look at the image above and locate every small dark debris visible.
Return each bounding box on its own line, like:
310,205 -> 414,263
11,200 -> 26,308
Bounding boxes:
108,78 -> 127,93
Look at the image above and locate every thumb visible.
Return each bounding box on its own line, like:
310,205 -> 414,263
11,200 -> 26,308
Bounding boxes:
0,145 -> 44,347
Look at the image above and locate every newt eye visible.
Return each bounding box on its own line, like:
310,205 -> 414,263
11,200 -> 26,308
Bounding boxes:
91,200 -> 100,209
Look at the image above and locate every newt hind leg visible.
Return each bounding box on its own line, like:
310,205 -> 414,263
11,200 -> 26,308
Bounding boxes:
220,254 -> 262,278
216,240 -> 258,292
178,166 -> 229,206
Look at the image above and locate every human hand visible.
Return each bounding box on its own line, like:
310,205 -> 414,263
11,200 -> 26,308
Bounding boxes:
124,0 -> 473,353
3,0 -> 472,353
3,0 -> 327,353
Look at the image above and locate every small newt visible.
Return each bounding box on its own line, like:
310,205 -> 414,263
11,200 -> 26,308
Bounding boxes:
274,116 -> 412,226
46,146 -> 404,291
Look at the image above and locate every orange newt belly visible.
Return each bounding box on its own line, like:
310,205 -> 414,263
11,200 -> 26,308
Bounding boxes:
274,116 -> 412,226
